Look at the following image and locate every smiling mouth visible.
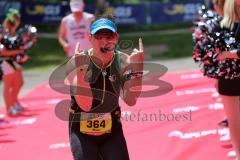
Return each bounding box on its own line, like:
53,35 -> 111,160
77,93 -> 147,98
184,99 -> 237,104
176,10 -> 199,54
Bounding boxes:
101,47 -> 111,53
100,43 -> 115,53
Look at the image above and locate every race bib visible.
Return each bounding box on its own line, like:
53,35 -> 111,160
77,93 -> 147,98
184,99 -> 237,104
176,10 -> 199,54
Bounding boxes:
80,112 -> 112,136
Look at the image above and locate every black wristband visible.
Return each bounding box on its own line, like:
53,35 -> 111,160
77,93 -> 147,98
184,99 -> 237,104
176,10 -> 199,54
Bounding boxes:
124,70 -> 143,81
237,49 -> 240,58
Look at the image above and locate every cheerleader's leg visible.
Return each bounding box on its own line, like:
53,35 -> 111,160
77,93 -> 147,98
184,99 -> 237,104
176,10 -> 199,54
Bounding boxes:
12,62 -> 24,105
2,60 -> 16,110
221,95 -> 240,159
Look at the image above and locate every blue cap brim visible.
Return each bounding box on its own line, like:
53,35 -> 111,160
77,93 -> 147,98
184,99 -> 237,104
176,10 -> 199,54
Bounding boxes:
91,25 -> 116,35
90,18 -> 117,35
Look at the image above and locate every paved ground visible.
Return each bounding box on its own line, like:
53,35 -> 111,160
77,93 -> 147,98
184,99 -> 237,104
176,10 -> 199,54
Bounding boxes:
0,68 -> 54,108
0,57 -> 198,107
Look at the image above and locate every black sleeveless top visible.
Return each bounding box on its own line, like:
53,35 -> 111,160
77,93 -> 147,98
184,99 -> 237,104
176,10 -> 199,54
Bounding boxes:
70,50 -> 123,113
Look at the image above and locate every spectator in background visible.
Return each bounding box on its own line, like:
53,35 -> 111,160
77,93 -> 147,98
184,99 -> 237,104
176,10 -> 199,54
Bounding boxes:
58,0 -> 94,58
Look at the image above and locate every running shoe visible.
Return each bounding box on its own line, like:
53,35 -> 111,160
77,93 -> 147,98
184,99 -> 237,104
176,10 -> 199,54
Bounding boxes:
13,103 -> 25,112
218,118 -> 229,127
7,106 -> 22,116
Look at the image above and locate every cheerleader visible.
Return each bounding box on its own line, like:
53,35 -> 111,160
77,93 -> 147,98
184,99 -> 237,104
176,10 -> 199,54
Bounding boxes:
216,0 -> 240,159
1,8 -> 25,116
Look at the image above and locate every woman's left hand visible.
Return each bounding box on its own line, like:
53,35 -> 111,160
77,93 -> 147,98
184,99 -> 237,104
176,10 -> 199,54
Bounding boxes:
123,38 -> 144,106
129,38 -> 144,63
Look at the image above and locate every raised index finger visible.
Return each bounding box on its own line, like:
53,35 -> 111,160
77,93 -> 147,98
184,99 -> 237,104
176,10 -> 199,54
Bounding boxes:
75,42 -> 83,55
139,38 -> 144,52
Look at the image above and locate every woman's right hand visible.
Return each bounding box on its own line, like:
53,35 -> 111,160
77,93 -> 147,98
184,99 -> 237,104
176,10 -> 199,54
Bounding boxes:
18,49 -> 25,53
63,44 -> 69,53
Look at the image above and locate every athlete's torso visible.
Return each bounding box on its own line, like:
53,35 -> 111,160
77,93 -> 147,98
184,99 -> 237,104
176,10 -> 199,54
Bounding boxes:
70,49 -> 128,113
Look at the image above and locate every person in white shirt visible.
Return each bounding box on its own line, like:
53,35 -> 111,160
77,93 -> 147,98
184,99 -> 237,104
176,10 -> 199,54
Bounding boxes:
58,0 -> 94,58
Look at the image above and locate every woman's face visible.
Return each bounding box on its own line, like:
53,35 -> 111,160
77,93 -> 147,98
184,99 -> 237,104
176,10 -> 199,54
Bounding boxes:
9,15 -> 20,31
235,0 -> 240,21
213,5 -> 223,15
213,0 -> 224,15
90,29 -> 119,56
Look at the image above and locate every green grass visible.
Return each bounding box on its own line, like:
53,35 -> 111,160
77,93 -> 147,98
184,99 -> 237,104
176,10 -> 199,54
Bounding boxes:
152,32 -> 193,59
24,37 -> 66,70
118,23 -> 192,33
121,31 -> 193,59
23,31 -> 193,70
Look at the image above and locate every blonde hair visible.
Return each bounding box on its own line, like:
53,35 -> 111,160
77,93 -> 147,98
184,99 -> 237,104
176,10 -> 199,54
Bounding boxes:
221,0 -> 240,29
